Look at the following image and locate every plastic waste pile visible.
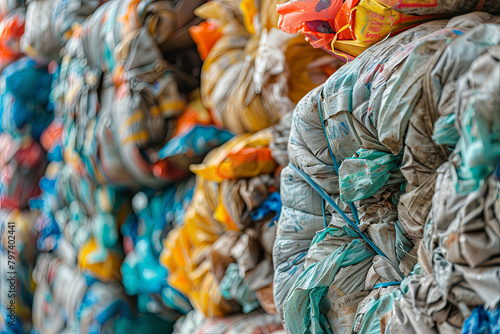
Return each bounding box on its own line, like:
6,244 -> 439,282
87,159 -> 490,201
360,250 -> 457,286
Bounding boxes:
161,0 -> 341,329
273,6 -> 500,334
0,0 -> 499,333
0,2 -> 53,332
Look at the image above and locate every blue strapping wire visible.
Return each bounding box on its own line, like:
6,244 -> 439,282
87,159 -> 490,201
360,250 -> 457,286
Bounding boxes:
317,88 -> 360,224
373,281 -> 401,289
289,163 -> 401,273
321,198 -> 328,228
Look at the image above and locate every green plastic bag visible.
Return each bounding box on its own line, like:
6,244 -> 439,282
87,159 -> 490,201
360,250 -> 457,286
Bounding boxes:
339,149 -> 402,203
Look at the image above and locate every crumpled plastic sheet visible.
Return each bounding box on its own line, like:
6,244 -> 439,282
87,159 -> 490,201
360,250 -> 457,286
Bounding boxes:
273,11 -> 500,334
0,57 -> 53,139
174,309 -> 284,334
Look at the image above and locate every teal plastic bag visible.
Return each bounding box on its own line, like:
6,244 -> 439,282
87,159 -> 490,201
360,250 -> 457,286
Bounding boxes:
339,149 -> 402,203
220,263 -> 260,314
432,113 -> 459,147
283,226 -> 375,334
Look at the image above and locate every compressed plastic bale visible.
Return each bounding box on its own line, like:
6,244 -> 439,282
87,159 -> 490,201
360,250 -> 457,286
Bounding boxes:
196,0 -> 341,134
52,0 -> 200,188
387,273 -> 465,334
160,129 -> 283,317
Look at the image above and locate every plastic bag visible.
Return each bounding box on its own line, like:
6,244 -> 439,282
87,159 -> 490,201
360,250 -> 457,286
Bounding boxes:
0,8 -> 24,70
277,0 -> 439,59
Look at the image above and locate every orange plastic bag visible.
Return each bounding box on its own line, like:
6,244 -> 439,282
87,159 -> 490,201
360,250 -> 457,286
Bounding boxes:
277,0 -> 438,59
191,130 -> 276,182
0,9 -> 25,70
189,20 -> 223,61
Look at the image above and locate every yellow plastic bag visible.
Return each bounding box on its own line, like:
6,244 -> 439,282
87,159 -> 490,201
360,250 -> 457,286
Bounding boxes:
78,238 -> 123,282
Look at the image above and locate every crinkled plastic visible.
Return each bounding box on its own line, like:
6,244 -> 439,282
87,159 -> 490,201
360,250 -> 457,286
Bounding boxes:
53,0 -> 195,188
273,12 -> 500,334
277,0 -> 439,59
189,20 -> 223,61
0,57 -> 53,139
174,310 -> 284,334
159,125 -> 234,161
0,209 -> 39,334
121,179 -> 195,314
339,149 -> 402,203
461,306 -> 500,334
